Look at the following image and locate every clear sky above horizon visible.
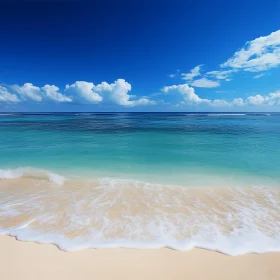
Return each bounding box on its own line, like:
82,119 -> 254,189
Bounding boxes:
0,0 -> 280,112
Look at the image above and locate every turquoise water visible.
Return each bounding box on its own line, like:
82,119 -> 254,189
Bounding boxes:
0,112 -> 280,186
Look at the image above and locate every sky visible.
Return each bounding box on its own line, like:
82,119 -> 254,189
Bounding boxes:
0,0 -> 280,112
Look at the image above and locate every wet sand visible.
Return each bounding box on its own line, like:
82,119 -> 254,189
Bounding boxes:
0,235 -> 280,280
1,178 -> 280,254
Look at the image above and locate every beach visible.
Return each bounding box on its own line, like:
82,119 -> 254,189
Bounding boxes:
1,235 -> 280,280
1,113 -> 280,279
1,0 -> 280,277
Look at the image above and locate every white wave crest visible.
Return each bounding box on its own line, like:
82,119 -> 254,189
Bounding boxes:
0,167 -> 65,185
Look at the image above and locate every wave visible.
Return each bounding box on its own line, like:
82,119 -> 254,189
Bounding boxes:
0,167 -> 65,185
0,175 -> 280,255
0,113 -> 17,116
206,113 -> 275,116
207,113 -> 246,116
245,113 -> 271,116
2,225 -> 280,255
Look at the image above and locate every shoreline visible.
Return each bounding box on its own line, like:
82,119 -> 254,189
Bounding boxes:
1,177 -> 280,255
1,235 -> 280,280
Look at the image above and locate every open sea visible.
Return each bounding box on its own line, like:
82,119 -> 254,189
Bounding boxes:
0,112 -> 280,255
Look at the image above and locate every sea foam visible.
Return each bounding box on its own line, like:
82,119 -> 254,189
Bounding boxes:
0,175 -> 280,255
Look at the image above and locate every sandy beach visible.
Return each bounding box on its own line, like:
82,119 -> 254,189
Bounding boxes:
0,235 -> 279,280
1,0 -> 280,277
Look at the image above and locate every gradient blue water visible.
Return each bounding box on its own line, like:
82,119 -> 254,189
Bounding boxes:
1,113 -> 280,186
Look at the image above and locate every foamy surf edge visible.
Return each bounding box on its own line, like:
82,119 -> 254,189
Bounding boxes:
1,227 -> 280,256
1,170 -> 280,256
0,167 -> 65,185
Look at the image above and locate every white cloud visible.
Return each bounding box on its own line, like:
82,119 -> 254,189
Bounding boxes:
0,79 -> 156,107
169,74 -> 175,78
94,79 -> 155,106
181,67 -> 233,87
245,92 -> 280,106
180,66 -> 220,88
211,99 -> 231,107
221,30 -> 280,72
161,79 -> 280,108
177,30 -> 280,87
232,98 -> 245,106
206,69 -> 235,80
247,94 -> 265,105
65,81 -> 103,103
253,73 -> 265,79
163,83 -> 210,104
12,83 -> 42,102
107,79 -> 156,106
96,79 -> 133,106
265,91 -> 280,105
42,85 -> 72,102
162,83 -> 248,108
66,79 -> 155,107
0,86 -> 20,103
217,92 -> 280,107
181,65 -> 202,81
190,78 -> 220,88
9,83 -> 71,103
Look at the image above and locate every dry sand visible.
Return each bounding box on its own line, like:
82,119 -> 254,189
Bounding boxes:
0,235 -> 280,280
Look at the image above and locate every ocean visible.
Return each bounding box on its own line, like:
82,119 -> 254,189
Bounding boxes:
0,112 -> 280,255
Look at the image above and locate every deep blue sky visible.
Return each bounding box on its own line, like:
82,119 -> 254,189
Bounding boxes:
1,0 -> 280,111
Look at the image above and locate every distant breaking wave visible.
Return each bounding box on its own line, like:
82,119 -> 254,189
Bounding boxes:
1,112 -> 279,117
207,113 -> 246,116
0,167 -> 65,185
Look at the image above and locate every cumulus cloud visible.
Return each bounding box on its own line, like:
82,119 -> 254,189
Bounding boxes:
104,79 -> 155,107
247,94 -> 265,105
162,80 -> 280,108
42,85 -> 72,102
9,83 -> 71,103
66,79 -> 155,107
229,92 -> 280,107
12,83 -> 43,102
215,92 -> 280,107
246,91 -> 280,106
190,78 -> 220,88
163,83 -> 210,104
65,81 -> 102,103
162,83 -> 237,107
0,79 -> 156,107
266,91 -> 280,105
94,79 -> 138,106
0,86 -> 20,103
181,65 -> 202,81
232,98 -> 245,106
211,99 -> 231,107
221,30 -> 280,72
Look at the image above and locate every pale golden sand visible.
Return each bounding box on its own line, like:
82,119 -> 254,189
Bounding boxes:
0,235 -> 280,280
